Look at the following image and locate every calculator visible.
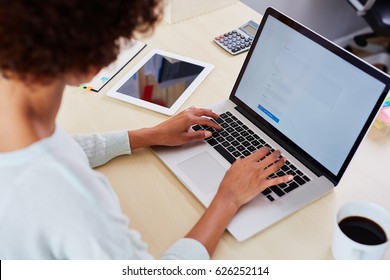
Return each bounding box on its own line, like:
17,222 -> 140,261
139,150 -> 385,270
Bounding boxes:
213,20 -> 259,55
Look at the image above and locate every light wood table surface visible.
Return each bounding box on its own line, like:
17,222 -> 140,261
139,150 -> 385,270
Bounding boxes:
57,2 -> 390,259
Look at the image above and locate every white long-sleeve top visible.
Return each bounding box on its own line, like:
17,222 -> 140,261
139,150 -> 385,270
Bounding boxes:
0,126 -> 209,259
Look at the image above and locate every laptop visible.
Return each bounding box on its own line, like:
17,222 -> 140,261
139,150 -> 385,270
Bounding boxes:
152,7 -> 390,241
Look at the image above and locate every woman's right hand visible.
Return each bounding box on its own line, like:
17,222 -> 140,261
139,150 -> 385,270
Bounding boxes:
216,147 -> 293,212
185,147 -> 293,256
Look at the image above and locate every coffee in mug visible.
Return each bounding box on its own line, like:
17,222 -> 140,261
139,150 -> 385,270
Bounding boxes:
338,216 -> 387,246
332,201 -> 390,260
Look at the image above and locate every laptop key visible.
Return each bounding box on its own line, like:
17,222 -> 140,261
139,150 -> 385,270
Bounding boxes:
221,141 -> 230,148
226,136 -> 234,142
220,113 -> 228,119
206,138 -> 218,146
215,118 -> 224,124
284,181 -> 299,193
192,125 -> 202,131
251,140 -> 260,146
232,151 -> 241,158
290,164 -> 297,171
226,127 -> 235,133
227,146 -> 236,152
278,182 -> 288,189
242,150 -> 251,157
267,195 -> 275,201
281,165 -> 289,172
270,185 -> 285,197
213,144 -> 236,164
294,176 -> 306,185
247,145 -> 257,152
221,123 -> 229,129
262,188 -> 272,195
287,170 -> 296,176
242,141 -> 251,147
212,131 -> 220,138
231,140 -> 240,147
237,145 -> 245,151
302,175 -> 311,182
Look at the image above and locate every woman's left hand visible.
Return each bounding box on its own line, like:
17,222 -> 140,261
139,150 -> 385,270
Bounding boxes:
128,107 -> 221,149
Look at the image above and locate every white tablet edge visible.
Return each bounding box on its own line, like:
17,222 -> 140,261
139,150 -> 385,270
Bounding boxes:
107,48 -> 214,115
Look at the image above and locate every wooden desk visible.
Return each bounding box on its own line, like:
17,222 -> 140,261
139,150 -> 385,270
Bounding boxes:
57,2 -> 390,259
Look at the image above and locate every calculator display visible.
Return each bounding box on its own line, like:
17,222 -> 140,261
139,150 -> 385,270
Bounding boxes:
242,24 -> 257,37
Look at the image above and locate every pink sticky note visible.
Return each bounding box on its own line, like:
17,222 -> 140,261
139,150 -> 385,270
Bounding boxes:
379,107 -> 390,125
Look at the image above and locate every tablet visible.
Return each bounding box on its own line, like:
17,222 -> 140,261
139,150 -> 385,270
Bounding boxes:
107,48 -> 214,115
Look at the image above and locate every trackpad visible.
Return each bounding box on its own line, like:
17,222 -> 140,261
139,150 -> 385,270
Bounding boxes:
178,152 -> 226,195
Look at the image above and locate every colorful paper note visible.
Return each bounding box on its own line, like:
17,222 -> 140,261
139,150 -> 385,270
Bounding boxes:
81,39 -> 146,92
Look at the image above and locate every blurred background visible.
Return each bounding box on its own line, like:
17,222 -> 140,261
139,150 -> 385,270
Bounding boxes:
241,0 -> 368,45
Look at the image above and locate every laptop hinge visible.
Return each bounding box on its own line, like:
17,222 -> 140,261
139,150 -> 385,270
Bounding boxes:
235,105 -> 325,179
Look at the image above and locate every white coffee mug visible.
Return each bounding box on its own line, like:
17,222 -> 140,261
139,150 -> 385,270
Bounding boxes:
331,200 -> 390,260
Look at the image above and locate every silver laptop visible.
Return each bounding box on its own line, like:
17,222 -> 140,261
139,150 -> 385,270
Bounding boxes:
152,7 -> 390,241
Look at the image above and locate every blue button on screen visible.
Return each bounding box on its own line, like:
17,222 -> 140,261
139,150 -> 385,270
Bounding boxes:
258,104 -> 280,123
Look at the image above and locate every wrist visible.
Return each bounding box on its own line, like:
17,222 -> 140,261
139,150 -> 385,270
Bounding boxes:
211,190 -> 240,218
128,127 -> 158,150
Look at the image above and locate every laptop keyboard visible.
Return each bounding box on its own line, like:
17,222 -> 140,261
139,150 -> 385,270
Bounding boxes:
192,111 -> 311,201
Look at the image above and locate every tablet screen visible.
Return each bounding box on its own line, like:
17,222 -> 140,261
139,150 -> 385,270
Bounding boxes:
107,49 -> 214,115
116,53 -> 205,108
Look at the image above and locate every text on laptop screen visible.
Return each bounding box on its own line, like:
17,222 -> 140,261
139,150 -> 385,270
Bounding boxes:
235,16 -> 386,175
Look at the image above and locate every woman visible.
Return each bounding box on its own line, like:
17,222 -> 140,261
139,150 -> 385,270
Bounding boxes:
0,0 -> 292,259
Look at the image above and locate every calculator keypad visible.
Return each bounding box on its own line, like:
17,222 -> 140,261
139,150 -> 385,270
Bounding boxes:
214,30 -> 253,55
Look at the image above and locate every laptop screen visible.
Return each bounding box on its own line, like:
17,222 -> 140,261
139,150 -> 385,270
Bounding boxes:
233,11 -> 388,179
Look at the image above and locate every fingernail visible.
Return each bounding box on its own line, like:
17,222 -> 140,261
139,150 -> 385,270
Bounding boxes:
288,175 -> 294,181
205,131 -> 212,138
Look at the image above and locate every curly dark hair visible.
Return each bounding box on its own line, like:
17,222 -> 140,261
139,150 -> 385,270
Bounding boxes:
0,0 -> 163,82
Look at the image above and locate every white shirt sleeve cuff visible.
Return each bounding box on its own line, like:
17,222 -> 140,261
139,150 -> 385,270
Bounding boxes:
72,131 -> 131,168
